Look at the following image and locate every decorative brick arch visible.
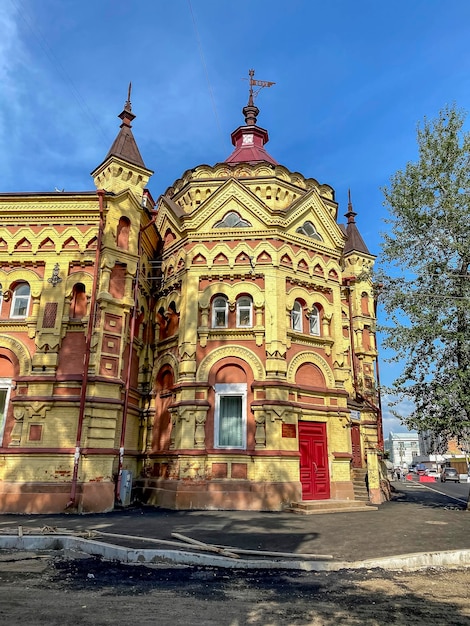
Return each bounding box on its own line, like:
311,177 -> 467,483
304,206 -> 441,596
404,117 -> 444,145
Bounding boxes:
0,337 -> 31,376
287,351 -> 335,388
65,271 -> 94,295
199,283 -> 264,310
196,346 -> 265,382
3,268 -> 43,298
286,286 -> 331,311
152,352 -> 179,384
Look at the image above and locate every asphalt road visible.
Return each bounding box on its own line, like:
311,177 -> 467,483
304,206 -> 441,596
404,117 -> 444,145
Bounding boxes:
0,481 -> 469,625
0,552 -> 469,625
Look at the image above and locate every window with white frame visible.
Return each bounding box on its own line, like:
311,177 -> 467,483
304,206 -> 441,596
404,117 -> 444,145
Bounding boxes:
214,383 -> 247,448
236,296 -> 253,327
11,283 -> 31,318
291,300 -> 302,332
212,295 -> 228,328
309,306 -> 320,336
0,379 -> 12,446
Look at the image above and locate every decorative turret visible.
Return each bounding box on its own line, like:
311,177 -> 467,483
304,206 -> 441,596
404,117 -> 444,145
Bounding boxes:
104,83 -> 147,169
91,84 -> 153,195
343,190 -> 370,255
225,69 -> 278,165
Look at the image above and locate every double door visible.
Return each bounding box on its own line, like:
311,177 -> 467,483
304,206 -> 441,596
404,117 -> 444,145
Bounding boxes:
299,421 -> 330,500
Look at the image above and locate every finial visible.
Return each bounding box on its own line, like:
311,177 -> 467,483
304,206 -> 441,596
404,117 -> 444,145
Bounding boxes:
119,82 -> 136,127
345,189 -> 357,224
125,82 -> 132,112
248,69 -> 255,106
242,69 -> 275,126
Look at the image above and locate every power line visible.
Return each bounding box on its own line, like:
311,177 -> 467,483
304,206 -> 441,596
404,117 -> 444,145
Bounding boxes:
187,0 -> 226,154
9,0 -> 109,145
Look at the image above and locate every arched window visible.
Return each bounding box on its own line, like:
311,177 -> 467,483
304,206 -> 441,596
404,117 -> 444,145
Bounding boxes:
212,295 -> 228,328
296,221 -> 323,241
361,292 -> 370,316
291,300 -> 303,332
117,216 -> 131,250
11,283 -> 31,318
309,306 -> 321,336
236,295 -> 253,328
214,211 -> 252,228
69,283 -> 87,320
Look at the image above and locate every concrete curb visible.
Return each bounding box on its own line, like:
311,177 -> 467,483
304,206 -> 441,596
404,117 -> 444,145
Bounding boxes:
1,535 -> 469,572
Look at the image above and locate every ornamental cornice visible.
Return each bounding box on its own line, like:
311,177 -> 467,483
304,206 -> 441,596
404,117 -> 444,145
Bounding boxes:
287,331 -> 334,352
285,279 -> 333,295
185,230 -> 343,258
165,162 -> 333,198
198,328 -> 264,344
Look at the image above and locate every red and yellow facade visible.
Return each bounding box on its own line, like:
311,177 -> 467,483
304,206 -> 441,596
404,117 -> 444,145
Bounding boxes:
0,90 -> 384,513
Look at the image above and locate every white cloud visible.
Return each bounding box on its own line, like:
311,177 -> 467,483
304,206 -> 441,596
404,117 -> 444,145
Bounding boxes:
382,393 -> 416,438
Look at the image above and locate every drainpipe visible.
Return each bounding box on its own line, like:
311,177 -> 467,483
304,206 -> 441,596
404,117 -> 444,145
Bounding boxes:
66,189 -> 105,509
344,278 -> 359,397
373,285 -> 384,451
345,277 -> 384,450
115,214 -> 157,503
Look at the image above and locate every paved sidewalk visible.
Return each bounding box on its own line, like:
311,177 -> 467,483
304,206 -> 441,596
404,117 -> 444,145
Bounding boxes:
0,481 -> 468,570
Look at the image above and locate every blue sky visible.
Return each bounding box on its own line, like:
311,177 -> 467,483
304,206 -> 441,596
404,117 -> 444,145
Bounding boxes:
3,0 -> 470,437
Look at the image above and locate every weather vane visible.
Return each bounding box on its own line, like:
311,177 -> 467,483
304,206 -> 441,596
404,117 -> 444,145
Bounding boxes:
243,69 -> 275,101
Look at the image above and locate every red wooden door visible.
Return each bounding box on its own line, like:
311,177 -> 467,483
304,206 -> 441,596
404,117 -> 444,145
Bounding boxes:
351,424 -> 362,468
299,421 -> 330,500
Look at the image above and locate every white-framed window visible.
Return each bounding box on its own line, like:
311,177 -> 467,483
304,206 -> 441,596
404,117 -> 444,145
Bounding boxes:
11,283 -> 31,318
0,379 -> 12,446
212,295 -> 228,328
214,383 -> 247,449
309,306 -> 320,336
291,300 -> 302,332
236,296 -> 253,327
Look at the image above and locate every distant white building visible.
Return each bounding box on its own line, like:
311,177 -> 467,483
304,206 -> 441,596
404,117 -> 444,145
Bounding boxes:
385,432 -> 420,468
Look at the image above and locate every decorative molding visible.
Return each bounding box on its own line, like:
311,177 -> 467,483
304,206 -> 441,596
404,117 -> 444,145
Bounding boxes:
287,350 -> 335,387
196,345 -> 265,382
0,335 -> 31,376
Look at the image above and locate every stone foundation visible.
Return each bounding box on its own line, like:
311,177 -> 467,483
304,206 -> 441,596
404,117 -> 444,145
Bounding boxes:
329,480 -> 356,501
0,481 -> 115,514
135,478 -> 302,511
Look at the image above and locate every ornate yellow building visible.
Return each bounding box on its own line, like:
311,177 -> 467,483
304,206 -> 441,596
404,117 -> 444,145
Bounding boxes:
0,82 -> 384,513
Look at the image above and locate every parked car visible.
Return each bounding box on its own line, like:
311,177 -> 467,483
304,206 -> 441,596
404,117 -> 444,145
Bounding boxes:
416,463 -> 427,476
440,467 -> 460,483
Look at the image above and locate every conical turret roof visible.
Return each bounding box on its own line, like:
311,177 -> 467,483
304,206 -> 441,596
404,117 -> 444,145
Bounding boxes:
105,83 -> 147,169
343,190 -> 371,255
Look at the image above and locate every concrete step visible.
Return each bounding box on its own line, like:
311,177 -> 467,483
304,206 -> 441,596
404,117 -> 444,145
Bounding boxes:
352,468 -> 367,478
288,500 -> 378,515
352,483 -> 368,491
